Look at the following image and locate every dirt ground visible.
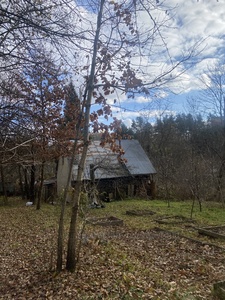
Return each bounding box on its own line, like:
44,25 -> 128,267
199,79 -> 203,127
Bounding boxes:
0,206 -> 225,299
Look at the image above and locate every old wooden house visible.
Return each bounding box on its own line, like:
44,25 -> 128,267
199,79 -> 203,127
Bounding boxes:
57,139 -> 156,200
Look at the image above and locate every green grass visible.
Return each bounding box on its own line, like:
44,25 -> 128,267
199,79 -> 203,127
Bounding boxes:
88,198 -> 225,229
86,198 -> 225,249
1,196 -> 225,228
1,196 -> 225,239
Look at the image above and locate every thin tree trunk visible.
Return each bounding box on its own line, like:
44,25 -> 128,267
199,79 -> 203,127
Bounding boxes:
198,196 -> 202,212
65,0 -> 105,272
66,184 -> 81,271
57,96 -> 84,272
215,160 -> 225,206
30,164 -> 36,203
190,197 -> 195,219
0,164 -> 8,205
57,137 -> 79,272
36,161 -> 44,210
66,142 -> 89,271
24,167 -> 29,200
18,165 -> 25,199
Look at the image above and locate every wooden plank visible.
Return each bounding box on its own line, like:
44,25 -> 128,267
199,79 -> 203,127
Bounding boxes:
154,227 -> 225,250
198,228 -> 225,240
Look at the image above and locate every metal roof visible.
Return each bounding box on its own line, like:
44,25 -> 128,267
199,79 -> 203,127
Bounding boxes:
120,139 -> 157,175
72,139 -> 156,180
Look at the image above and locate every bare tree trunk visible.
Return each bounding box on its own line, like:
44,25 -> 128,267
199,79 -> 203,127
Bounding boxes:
30,164 -> 36,203
57,94 -> 85,272
215,159 -> 225,206
66,181 -> 82,271
0,164 -> 8,205
66,141 -> 90,271
36,161 -> 45,210
190,197 -> 195,219
57,137 -> 80,271
18,165 -> 25,199
24,167 -> 29,200
65,0 -> 105,272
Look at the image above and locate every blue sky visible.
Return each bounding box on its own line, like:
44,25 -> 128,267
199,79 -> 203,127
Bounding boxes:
125,0 -> 225,126
73,0 -> 225,127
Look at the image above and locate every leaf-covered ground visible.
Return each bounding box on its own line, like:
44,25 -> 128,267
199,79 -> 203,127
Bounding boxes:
0,204 -> 225,299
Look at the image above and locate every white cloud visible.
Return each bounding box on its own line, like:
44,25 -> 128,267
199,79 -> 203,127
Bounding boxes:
68,0 -> 225,119
123,118 -> 132,128
135,96 -> 150,103
168,1 -> 225,55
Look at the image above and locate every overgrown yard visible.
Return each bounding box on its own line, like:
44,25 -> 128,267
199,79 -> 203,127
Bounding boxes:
1,198 -> 225,299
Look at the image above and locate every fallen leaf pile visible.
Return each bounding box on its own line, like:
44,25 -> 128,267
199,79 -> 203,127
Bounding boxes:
0,205 -> 225,299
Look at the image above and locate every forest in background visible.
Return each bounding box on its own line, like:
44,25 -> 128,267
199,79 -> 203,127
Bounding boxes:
122,113 -> 225,203
2,109 -> 225,205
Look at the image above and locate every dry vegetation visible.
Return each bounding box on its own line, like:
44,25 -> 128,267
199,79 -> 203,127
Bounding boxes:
0,198 -> 225,299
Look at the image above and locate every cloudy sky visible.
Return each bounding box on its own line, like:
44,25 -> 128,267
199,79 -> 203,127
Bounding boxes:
163,1 -> 225,111
109,0 -> 225,126
76,0 -> 225,126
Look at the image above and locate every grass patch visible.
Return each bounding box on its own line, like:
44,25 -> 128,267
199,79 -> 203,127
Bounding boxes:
88,199 -> 225,229
87,199 -> 225,246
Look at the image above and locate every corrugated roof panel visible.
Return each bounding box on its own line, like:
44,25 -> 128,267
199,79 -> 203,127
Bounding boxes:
72,140 -> 156,180
120,140 -> 157,175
